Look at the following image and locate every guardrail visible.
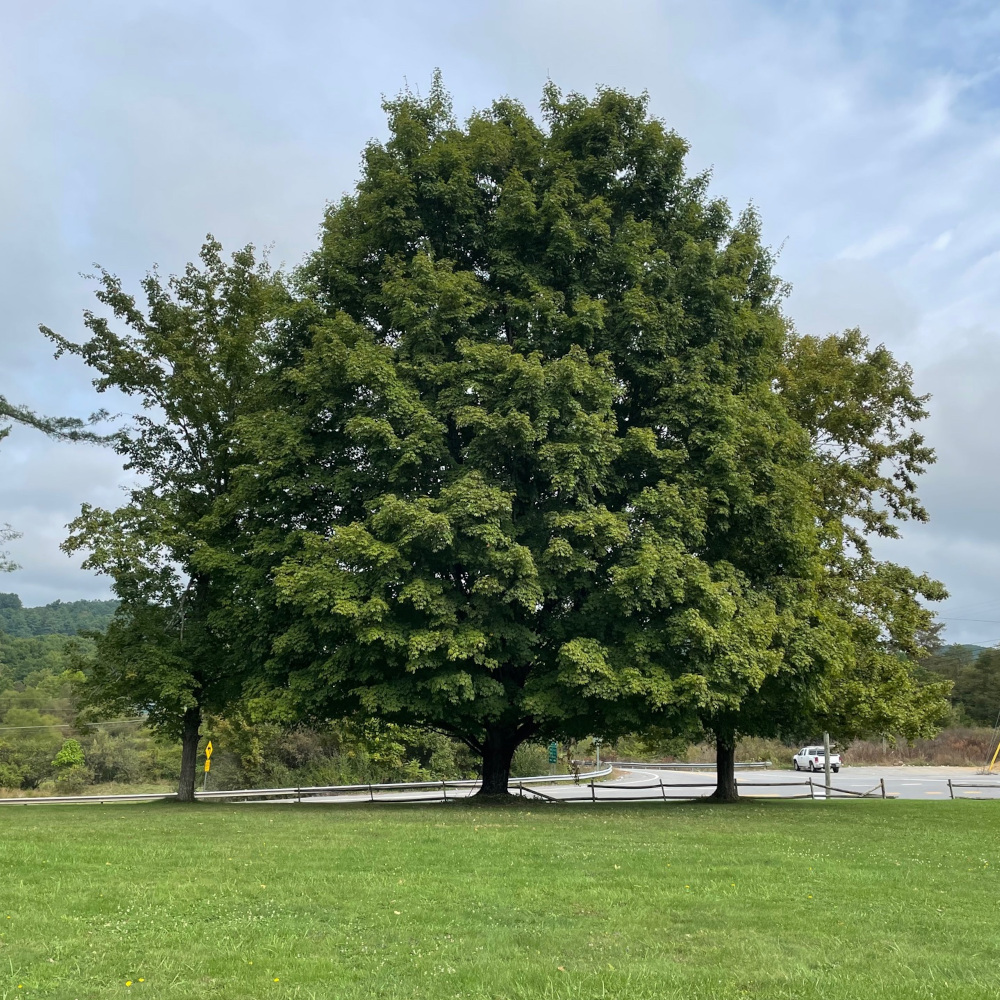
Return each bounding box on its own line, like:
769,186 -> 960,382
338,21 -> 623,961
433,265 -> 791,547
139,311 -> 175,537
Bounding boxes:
0,790 -> 176,805
0,765 -> 615,806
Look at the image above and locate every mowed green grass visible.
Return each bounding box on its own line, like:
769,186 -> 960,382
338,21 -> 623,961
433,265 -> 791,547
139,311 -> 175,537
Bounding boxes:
1,801 -> 998,999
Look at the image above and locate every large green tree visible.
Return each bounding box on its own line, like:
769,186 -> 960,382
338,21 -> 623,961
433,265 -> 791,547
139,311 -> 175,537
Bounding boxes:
248,80 -> 828,794
49,238 -> 288,800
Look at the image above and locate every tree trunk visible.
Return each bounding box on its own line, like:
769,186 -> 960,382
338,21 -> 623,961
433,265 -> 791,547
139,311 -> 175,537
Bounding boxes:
710,733 -> 739,802
177,704 -> 201,803
476,727 -> 519,797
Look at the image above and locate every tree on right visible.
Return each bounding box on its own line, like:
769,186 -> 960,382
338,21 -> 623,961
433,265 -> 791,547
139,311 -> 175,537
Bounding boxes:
701,329 -> 950,800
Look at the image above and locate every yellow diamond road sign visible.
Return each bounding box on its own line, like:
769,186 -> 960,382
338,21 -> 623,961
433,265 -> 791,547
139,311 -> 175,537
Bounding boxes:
205,741 -> 213,759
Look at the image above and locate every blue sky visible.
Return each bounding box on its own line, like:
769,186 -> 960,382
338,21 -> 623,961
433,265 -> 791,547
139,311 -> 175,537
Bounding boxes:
4,0 -> 1000,644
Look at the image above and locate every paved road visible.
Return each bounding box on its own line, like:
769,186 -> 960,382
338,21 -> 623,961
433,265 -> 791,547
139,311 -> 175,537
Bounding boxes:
282,765 -> 1000,805
541,765 -> 1000,801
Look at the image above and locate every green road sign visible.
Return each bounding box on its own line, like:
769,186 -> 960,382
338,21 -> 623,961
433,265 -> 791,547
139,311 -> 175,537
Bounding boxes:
548,742 -> 558,764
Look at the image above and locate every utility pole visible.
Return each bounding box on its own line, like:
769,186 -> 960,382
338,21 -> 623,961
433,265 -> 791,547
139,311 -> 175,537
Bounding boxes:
823,731 -> 831,801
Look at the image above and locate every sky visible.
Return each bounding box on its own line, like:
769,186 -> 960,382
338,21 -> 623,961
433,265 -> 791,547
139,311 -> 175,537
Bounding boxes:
3,0 -> 1000,645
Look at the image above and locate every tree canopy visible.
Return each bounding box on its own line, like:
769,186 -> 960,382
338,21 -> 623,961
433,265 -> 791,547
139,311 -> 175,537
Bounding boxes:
237,79 -> 905,793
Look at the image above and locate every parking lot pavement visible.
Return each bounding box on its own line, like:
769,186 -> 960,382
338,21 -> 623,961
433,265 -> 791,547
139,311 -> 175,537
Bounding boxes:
821,765 -> 1000,799
545,765 -> 1000,801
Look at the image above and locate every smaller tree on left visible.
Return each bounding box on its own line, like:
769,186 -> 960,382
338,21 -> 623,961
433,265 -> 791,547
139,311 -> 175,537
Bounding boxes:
47,238 -> 288,801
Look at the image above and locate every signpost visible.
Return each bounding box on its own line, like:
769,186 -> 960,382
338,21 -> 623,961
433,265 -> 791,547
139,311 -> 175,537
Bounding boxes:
203,740 -> 213,791
548,741 -> 558,774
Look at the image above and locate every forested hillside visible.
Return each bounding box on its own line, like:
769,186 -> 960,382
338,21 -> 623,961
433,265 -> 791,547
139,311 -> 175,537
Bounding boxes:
920,644 -> 1000,726
0,631 -> 86,682
0,593 -> 117,637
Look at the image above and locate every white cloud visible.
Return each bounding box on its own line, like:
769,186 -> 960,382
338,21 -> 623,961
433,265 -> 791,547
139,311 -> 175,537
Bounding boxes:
3,0 -> 1000,643
839,226 -> 912,261
905,75 -> 960,141
787,260 -> 919,343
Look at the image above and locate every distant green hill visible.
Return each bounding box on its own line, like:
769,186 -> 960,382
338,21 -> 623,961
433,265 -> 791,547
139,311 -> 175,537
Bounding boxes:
958,644 -> 988,657
0,594 -> 118,637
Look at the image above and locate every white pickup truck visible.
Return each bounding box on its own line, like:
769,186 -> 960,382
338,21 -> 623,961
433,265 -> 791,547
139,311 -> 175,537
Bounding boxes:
793,746 -> 841,773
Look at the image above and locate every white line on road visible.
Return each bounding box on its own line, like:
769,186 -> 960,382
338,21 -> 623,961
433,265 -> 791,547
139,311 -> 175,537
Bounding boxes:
613,769 -> 667,786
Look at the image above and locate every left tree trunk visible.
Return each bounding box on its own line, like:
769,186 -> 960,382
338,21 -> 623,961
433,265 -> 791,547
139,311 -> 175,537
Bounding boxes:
476,726 -> 520,797
710,732 -> 739,802
177,704 -> 202,803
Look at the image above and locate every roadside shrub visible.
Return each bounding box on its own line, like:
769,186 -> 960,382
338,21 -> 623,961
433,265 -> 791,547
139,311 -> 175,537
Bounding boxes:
83,730 -> 155,783
606,732 -> 693,762
511,743 -> 549,778
1,710 -> 62,788
52,766 -> 92,795
735,737 -> 795,768
200,717 -> 479,791
0,761 -> 23,789
52,738 -> 85,770
843,728 -> 997,766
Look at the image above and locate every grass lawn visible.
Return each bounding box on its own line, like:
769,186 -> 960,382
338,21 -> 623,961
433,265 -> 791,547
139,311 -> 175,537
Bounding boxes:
1,800 -> 997,999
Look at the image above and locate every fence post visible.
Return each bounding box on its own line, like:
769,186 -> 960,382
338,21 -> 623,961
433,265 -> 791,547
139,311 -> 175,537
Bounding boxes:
880,778 -> 886,800
591,779 -> 596,804
808,778 -> 815,800
518,781 -> 523,798
297,785 -> 301,805
369,783 -> 374,803
441,780 -> 447,802
660,777 -> 667,801
948,779 -> 954,800
823,731 -> 832,801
